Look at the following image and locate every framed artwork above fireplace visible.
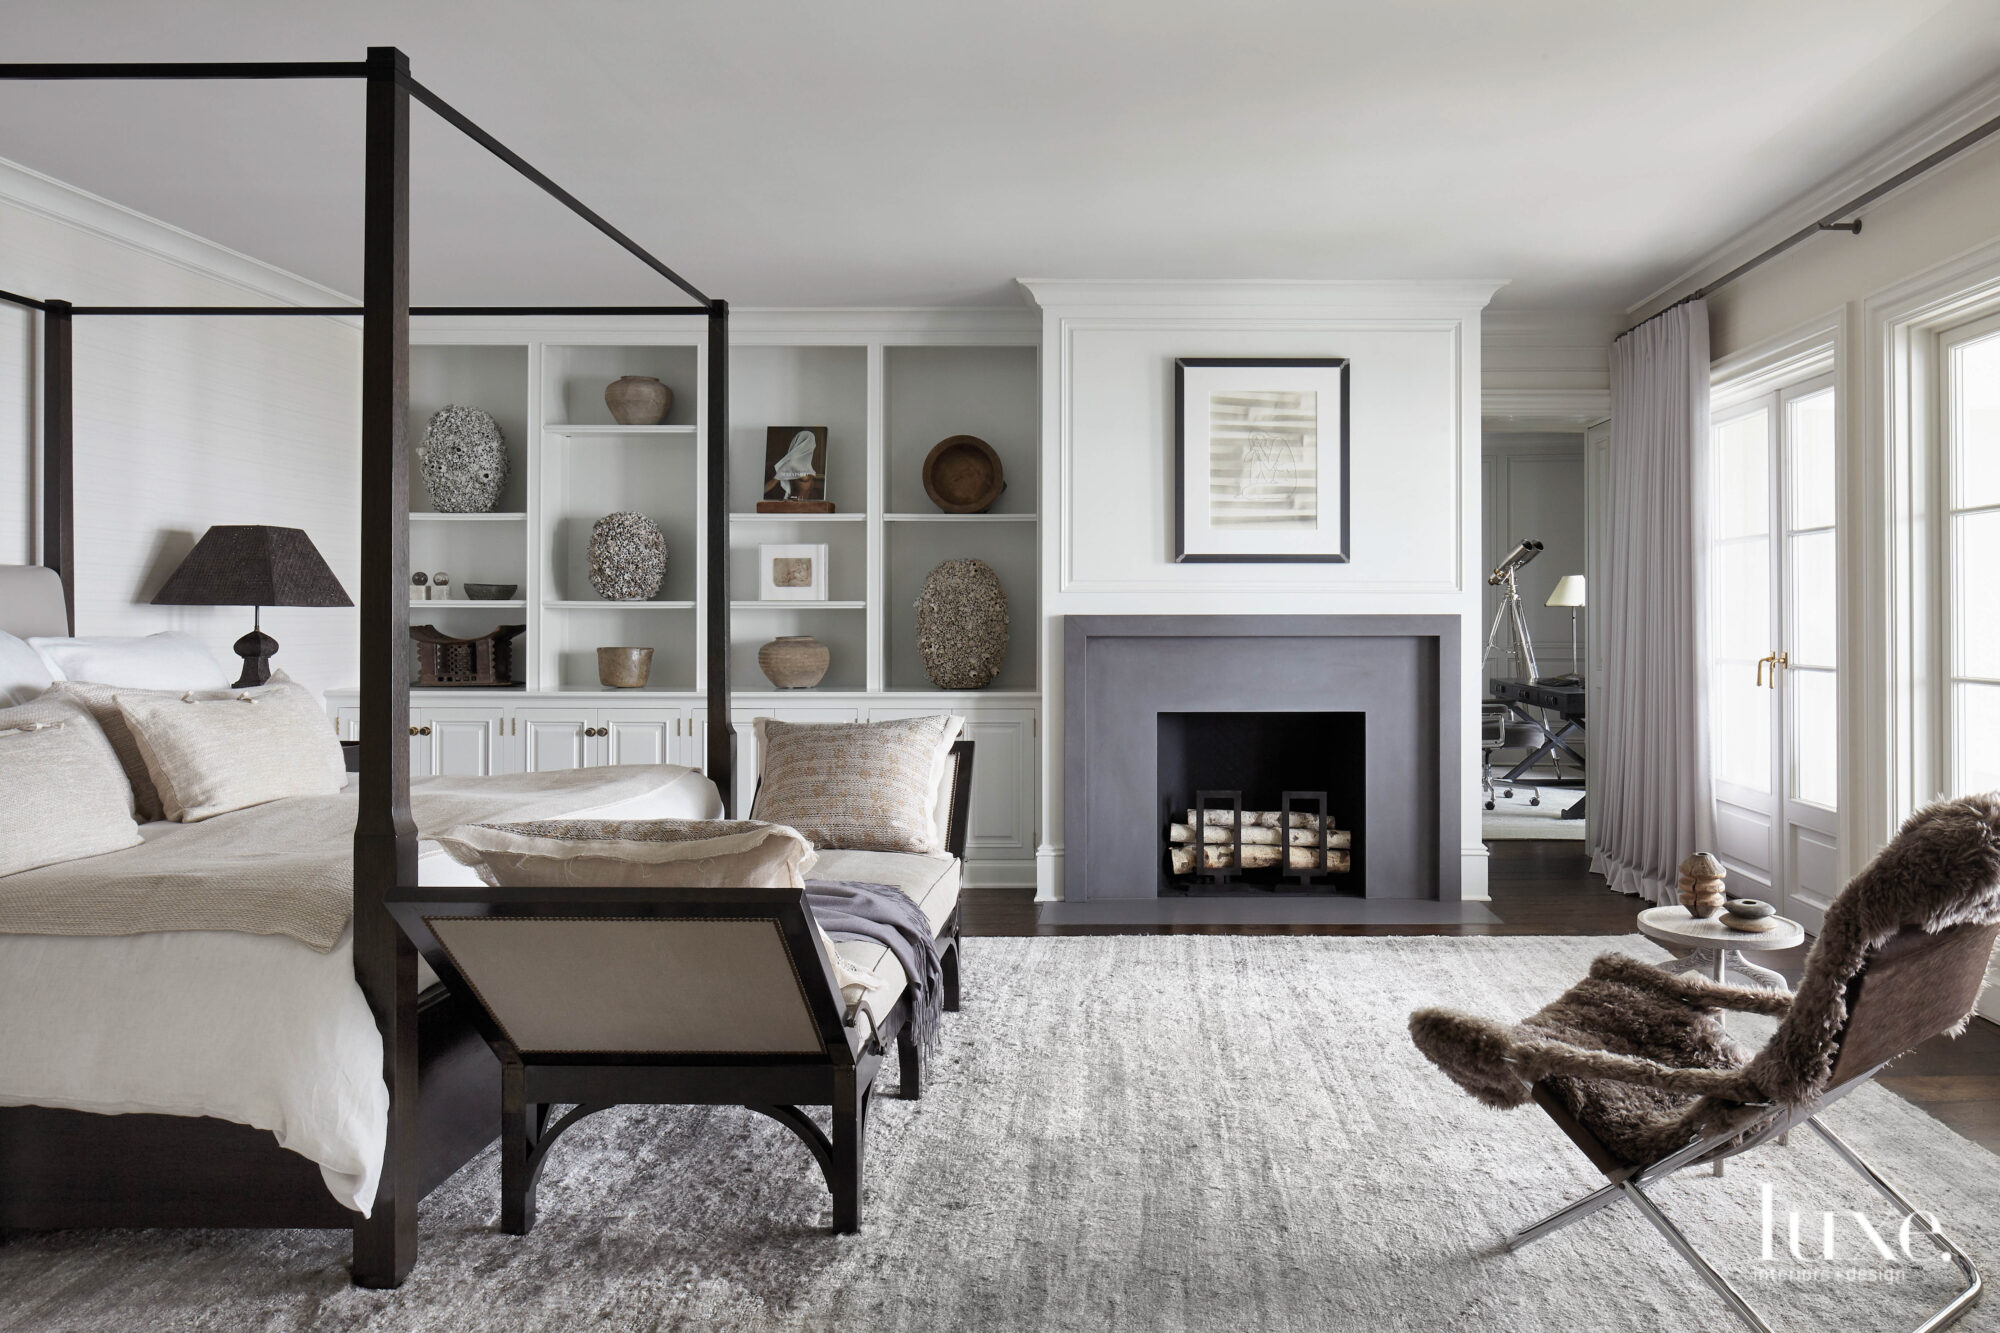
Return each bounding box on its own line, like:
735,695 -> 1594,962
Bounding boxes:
1173,357 -> 1350,563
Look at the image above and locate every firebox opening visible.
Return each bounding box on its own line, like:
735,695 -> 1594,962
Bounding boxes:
1156,711 -> 1367,897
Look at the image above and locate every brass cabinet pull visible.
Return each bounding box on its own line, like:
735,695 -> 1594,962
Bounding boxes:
421,725 -> 432,736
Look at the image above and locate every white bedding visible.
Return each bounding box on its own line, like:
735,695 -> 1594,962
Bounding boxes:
0,765 -> 722,1215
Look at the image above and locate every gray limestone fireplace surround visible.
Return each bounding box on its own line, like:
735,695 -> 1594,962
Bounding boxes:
1063,615 -> 1463,903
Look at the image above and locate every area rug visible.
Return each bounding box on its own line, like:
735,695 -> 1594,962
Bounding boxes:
1483,783 -> 1587,840
3,935 -> 1996,1333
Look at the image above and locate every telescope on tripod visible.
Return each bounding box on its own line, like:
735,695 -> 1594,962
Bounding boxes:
1485,539 -> 1543,681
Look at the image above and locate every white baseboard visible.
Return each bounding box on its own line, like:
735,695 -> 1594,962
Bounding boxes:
960,860 -> 1037,891
1459,846 -> 1491,901
1035,845 -> 1064,902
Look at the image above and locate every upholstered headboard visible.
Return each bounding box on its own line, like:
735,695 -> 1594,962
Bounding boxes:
0,566 -> 70,638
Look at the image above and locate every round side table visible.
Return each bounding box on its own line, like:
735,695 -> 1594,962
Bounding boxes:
1636,905 -> 1804,990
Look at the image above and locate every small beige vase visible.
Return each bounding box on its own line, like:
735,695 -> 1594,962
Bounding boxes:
597,646 -> 654,688
758,636 -> 830,689
604,376 -> 672,426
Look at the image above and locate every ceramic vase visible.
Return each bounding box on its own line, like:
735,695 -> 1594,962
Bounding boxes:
596,646 -> 654,689
758,636 -> 830,689
604,376 -> 672,426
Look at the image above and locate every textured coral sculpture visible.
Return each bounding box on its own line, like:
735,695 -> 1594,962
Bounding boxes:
587,512 -> 668,601
915,558 -> 1008,689
419,405 -> 508,513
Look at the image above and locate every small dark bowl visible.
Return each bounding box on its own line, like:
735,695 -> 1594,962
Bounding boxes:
1724,898 -> 1776,919
462,583 -> 518,601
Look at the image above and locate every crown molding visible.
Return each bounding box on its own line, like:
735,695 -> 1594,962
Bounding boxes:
1017,277 -> 1507,314
1625,73 -> 2000,320
0,154 -> 354,312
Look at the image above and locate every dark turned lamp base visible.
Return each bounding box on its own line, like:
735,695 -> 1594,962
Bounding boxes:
232,626 -> 278,689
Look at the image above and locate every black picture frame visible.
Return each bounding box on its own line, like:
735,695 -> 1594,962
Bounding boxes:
1173,357 -> 1350,563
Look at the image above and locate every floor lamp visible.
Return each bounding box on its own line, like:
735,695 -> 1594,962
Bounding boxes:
1545,574 -> 1585,679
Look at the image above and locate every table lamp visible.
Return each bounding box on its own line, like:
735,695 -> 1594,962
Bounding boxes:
152,525 -> 352,687
1545,574 -> 1586,679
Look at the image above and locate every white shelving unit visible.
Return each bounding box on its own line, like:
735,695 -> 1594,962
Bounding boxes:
327,312 -> 1043,886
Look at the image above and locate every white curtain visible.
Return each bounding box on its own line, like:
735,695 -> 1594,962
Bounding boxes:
1592,299 -> 1716,904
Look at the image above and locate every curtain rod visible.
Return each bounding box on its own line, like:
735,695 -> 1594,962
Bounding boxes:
1618,101 -> 2000,341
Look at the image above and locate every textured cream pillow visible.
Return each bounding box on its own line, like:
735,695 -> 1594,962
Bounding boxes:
51,671 -> 330,822
117,677 -> 347,822
0,715 -> 144,876
0,692 -> 136,819
751,714 -> 961,854
432,818 -> 818,889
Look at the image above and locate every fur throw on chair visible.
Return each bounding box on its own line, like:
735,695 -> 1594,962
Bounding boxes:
1411,794 -> 2000,1168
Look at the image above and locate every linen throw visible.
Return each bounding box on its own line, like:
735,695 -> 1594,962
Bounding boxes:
806,878 -> 944,1055
1596,299 -> 1718,903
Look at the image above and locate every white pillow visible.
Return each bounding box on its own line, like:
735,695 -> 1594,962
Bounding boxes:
433,817 -> 818,889
0,630 -> 54,706
30,631 -> 231,691
752,714 -> 965,854
117,678 -> 347,822
0,715 -> 144,876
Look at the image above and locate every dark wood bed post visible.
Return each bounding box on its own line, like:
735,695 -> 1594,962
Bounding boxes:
40,298 -> 74,632
706,299 -> 735,814
352,44 -> 420,1290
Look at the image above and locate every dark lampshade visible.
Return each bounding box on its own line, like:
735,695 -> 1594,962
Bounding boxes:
152,525 -> 352,610
152,525 -> 351,687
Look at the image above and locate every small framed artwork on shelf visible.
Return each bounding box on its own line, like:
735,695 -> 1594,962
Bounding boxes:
757,426 -> 834,513
1173,357 -> 1350,563
758,543 -> 829,601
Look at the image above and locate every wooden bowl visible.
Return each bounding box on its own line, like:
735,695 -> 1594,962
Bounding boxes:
922,435 -> 1006,514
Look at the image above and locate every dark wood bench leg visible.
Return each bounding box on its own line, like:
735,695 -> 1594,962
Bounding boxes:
500,1063 -> 538,1236
897,1023 -> 922,1100
831,1069 -> 865,1234
942,928 -> 962,1013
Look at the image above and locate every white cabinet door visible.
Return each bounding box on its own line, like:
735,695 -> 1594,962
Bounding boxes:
867,706 -> 1038,886
410,707 -> 508,778
516,708 -> 595,773
600,708 -> 683,767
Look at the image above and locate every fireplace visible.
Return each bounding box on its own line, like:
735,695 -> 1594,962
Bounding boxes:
1156,711 -> 1365,895
1064,615 -> 1461,904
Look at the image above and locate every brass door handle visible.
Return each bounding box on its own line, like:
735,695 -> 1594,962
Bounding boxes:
1755,653 -> 1776,687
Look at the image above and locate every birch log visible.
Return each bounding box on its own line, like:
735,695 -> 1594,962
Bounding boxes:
1183,809 -> 1331,833
1168,823 -> 1352,848
1169,845 -> 1352,873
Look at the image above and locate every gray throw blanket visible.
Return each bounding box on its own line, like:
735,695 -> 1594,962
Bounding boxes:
806,879 -> 943,1056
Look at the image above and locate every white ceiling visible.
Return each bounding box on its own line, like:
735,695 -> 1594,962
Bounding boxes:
4,0 -> 1999,311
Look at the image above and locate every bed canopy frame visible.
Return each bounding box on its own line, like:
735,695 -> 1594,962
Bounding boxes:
0,47 -> 735,1287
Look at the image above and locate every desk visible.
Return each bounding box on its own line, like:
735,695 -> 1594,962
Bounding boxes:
1489,677 -> 1585,820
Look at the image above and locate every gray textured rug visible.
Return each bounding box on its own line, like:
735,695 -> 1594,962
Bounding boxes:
3,935 -> 1997,1332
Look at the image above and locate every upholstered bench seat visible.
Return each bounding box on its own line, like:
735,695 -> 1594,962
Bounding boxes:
813,848 -> 961,1026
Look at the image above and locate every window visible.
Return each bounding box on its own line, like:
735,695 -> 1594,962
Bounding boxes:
1944,316 -> 2000,796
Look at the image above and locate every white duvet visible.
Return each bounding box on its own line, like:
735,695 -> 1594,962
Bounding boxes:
0,767 -> 721,1214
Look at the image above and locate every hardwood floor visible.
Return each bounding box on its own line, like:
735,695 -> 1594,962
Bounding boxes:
961,840 -> 2000,1153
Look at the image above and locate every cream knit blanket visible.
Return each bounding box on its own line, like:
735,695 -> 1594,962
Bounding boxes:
0,766 -> 713,952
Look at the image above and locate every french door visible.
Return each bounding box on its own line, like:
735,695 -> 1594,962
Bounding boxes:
1709,376 -> 1840,929
1941,312 -> 2000,799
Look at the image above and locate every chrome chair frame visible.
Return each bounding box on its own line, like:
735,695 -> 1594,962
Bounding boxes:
1508,1070 -> 1983,1333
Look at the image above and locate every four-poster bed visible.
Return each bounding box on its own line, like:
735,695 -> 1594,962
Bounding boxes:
0,47 -> 737,1287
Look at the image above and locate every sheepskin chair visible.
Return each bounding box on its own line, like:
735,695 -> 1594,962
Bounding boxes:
1408,794 -> 2000,1333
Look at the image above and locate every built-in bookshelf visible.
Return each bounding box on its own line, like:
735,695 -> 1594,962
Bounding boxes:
331,313 -> 1043,885
386,317 -> 1038,699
